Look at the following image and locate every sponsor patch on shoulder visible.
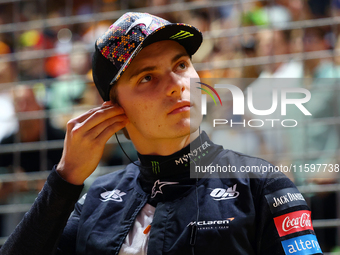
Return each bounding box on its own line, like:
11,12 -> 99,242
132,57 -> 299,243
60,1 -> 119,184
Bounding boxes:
100,189 -> 126,202
281,234 -> 322,255
265,188 -> 307,214
274,210 -> 314,237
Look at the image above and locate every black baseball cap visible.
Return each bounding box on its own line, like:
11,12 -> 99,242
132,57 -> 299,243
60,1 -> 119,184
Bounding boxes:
92,12 -> 203,101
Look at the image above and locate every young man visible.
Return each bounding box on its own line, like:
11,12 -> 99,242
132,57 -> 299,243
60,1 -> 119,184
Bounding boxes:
1,12 -> 322,255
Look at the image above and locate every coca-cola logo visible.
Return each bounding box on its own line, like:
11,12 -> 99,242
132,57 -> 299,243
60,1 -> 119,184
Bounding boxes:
282,213 -> 311,232
274,210 -> 314,237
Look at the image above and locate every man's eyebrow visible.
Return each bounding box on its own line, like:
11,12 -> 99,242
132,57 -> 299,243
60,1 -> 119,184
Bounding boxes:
171,52 -> 189,64
129,66 -> 156,81
129,52 -> 189,81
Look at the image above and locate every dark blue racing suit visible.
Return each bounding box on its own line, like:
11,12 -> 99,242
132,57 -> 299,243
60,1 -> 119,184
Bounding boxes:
0,132 -> 323,255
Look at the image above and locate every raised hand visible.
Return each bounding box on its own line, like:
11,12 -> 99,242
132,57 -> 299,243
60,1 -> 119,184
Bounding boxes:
56,102 -> 129,185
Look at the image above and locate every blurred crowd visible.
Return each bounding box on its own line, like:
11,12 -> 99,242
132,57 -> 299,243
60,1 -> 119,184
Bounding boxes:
0,0 -> 340,252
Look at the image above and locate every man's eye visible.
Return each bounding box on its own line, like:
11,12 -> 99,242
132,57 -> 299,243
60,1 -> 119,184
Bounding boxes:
140,75 -> 152,83
178,62 -> 187,70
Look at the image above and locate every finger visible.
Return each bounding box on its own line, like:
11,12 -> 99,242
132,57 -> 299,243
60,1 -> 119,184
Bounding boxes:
102,101 -> 113,107
82,105 -> 126,131
68,106 -> 104,127
71,103 -> 122,124
97,119 -> 129,144
87,114 -> 128,139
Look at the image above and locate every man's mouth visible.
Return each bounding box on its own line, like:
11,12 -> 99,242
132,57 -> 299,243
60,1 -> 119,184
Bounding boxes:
168,101 -> 191,115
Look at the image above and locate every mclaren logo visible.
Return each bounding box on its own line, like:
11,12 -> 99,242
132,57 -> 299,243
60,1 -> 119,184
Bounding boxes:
125,17 -> 153,35
187,218 -> 235,230
210,184 -> 239,201
170,30 -> 194,40
100,189 -> 126,202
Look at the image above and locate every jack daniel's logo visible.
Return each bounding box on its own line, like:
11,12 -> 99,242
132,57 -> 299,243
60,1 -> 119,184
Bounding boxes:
265,188 -> 307,214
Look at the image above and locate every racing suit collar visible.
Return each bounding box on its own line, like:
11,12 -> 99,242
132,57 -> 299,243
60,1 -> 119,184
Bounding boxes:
137,131 -> 221,179
137,131 -> 223,205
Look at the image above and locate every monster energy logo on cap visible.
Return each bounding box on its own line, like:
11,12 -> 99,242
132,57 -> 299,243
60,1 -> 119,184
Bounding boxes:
170,30 -> 194,40
151,161 -> 160,174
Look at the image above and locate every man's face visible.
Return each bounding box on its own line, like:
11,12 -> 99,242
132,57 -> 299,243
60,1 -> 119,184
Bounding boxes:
116,40 -> 202,143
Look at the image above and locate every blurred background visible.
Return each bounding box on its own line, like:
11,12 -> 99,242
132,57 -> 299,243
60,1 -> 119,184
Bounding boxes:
0,0 -> 340,253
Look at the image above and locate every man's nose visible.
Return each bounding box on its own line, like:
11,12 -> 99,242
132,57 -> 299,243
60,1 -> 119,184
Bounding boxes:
165,72 -> 186,97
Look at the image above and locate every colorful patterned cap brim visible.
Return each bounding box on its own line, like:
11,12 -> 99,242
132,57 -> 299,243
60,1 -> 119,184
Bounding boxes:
92,12 -> 203,101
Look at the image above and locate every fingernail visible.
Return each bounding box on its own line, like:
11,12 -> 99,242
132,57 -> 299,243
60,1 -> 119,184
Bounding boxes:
102,101 -> 113,106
